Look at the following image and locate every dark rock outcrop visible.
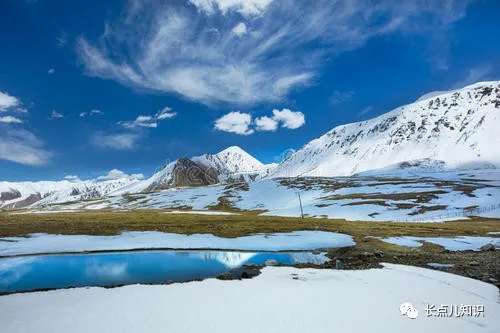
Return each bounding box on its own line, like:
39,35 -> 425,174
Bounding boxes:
2,193 -> 42,209
0,189 -> 22,201
172,158 -> 219,188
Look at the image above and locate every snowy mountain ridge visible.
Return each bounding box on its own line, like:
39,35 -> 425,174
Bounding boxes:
2,81 -> 500,209
270,81 -> 500,177
0,178 -> 140,209
118,146 -> 272,194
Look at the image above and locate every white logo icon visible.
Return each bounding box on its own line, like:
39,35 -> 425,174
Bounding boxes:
400,302 -> 419,319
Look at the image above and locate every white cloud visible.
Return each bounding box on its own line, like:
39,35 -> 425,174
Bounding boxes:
357,106 -> 373,118
96,169 -> 144,181
275,147 -> 296,162
64,175 -> 81,182
0,91 -> 20,111
48,68 -> 55,75
156,107 -> 177,120
214,111 -> 253,135
453,65 -> 495,89
189,0 -> 273,17
80,109 -> 104,117
232,22 -> 247,36
50,110 -> 64,119
273,73 -> 313,95
92,133 -> 141,150
330,90 -> 354,106
217,108 -> 304,134
255,115 -> 278,131
120,107 -> 176,128
0,127 -> 52,165
272,108 -> 305,129
77,1 -> 469,106
120,115 -> 157,129
0,116 -> 23,124
57,30 -> 68,48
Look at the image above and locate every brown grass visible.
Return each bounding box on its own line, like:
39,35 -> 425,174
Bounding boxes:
0,210 -> 498,240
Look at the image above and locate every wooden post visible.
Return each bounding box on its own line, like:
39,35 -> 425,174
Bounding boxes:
297,192 -> 304,218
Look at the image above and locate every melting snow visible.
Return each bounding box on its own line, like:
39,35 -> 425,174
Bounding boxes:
380,236 -> 500,251
0,231 -> 355,257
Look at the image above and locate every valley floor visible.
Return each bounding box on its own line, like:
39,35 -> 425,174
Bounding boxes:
1,172 -> 499,332
11,169 -> 500,222
0,211 -> 499,285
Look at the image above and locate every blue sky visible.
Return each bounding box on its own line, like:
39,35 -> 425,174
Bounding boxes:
1,0 -> 499,181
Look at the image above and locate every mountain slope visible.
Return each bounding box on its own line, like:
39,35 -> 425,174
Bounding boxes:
270,81 -> 500,177
192,146 -> 265,174
34,178 -> 140,207
0,178 -> 140,209
0,181 -> 75,209
112,146 -> 267,194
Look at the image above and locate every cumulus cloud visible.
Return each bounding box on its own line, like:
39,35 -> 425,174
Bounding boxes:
96,169 -> 144,181
214,111 -> 254,135
50,110 -> 64,119
217,108 -> 304,134
272,108 -> 305,129
48,68 -> 55,75
77,0 -> 470,106
0,91 -> 20,112
0,127 -> 52,165
92,133 -> 141,150
255,115 -> 278,131
0,116 -> 23,124
232,22 -> 247,36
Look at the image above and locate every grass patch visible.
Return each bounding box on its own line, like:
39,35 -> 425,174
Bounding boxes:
320,190 -> 447,204
0,210 -> 498,239
408,205 -> 448,216
342,200 -> 390,207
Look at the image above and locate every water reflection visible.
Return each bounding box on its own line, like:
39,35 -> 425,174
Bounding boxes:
0,250 -> 329,293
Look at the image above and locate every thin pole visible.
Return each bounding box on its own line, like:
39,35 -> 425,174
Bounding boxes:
297,192 -> 304,218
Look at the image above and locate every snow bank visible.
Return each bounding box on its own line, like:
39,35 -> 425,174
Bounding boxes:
0,231 -> 355,256
1,264 -> 498,333
380,236 -> 500,251
427,263 -> 455,268
163,210 -> 239,215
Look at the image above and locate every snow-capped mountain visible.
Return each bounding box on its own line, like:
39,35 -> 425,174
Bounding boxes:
1,146 -> 267,208
270,81 -> 500,177
116,146 -> 269,193
3,82 -> 499,209
34,178 -> 141,207
0,181 -> 76,209
0,177 -> 140,209
193,146 -> 266,174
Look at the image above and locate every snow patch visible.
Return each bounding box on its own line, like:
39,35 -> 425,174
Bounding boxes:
0,263 -> 498,333
380,236 -> 500,251
0,231 -> 355,256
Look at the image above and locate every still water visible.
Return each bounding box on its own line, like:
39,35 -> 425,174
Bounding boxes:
0,250 -> 328,293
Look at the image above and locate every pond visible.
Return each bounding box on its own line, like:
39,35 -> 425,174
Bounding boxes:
0,250 -> 329,293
